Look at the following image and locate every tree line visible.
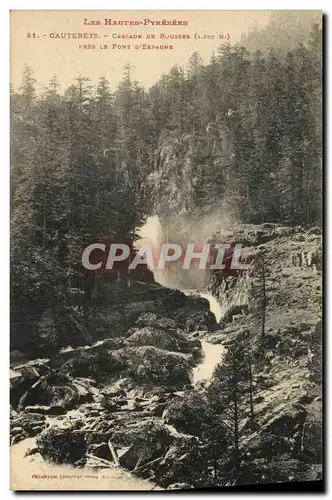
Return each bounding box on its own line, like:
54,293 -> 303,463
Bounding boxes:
11,21 -> 322,353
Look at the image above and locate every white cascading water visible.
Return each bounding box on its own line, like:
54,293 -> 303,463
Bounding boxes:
192,341 -> 224,384
199,293 -> 223,323
136,215 -> 223,320
136,215 -> 170,287
137,216 -> 225,385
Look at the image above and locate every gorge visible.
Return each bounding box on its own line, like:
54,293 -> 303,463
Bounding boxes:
10,215 -> 322,490
10,11 -> 322,490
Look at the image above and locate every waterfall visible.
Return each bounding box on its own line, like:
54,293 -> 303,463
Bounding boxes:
136,215 -> 223,323
136,215 -> 211,291
199,293 -> 223,323
136,215 -> 170,287
137,216 -> 225,384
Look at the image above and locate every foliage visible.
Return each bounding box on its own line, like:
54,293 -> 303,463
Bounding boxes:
207,330 -> 255,468
11,19 -> 322,358
308,320 -> 322,385
11,69 -> 148,353
58,349 -> 124,383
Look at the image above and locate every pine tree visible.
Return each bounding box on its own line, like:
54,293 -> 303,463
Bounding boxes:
19,64 -> 36,112
208,331 -> 255,475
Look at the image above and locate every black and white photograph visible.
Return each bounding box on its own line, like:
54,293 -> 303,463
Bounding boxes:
9,9 -> 323,491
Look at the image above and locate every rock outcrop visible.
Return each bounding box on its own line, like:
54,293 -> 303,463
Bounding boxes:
204,223 -> 322,483
10,223 -> 322,489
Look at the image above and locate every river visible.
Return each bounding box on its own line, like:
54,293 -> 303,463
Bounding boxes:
11,330 -> 225,491
192,341 -> 224,385
12,216 -> 225,490
10,435 -> 161,491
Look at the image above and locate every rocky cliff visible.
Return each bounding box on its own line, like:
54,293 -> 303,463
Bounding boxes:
204,223 -> 322,484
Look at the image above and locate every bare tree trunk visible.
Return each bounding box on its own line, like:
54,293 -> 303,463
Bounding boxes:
233,386 -> 240,470
91,275 -> 98,299
261,256 -> 266,348
212,442 -> 218,482
248,348 -> 254,420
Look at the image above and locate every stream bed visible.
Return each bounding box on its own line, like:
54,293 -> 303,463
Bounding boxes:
10,436 -> 161,490
11,335 -> 225,491
192,341 -> 225,385
11,278 -> 225,490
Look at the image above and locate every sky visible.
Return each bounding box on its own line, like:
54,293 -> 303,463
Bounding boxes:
10,10 -> 272,92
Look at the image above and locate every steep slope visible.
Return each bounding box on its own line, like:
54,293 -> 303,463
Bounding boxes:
204,223 -> 322,483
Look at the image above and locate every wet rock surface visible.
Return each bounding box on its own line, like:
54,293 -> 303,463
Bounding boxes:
10,282 -> 215,488
10,411 -> 46,445
10,225 -> 322,489
205,223 -> 322,484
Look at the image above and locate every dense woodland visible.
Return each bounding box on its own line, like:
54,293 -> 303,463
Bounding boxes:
10,13 -> 323,489
11,14 -> 322,353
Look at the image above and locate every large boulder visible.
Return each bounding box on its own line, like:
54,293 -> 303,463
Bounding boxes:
114,346 -> 193,388
111,418 -> 173,470
10,411 -> 46,444
24,405 -> 66,416
10,370 -> 39,409
134,313 -> 180,331
163,391 -> 217,438
87,442 -> 112,461
124,326 -> 201,355
16,372 -> 95,411
36,427 -> 87,464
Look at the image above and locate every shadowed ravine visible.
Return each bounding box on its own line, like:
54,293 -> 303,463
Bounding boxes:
11,217 -> 322,489
137,215 -> 226,383
10,210 -> 226,491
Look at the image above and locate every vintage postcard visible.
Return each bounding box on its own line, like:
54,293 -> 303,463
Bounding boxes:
10,10 -> 323,491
